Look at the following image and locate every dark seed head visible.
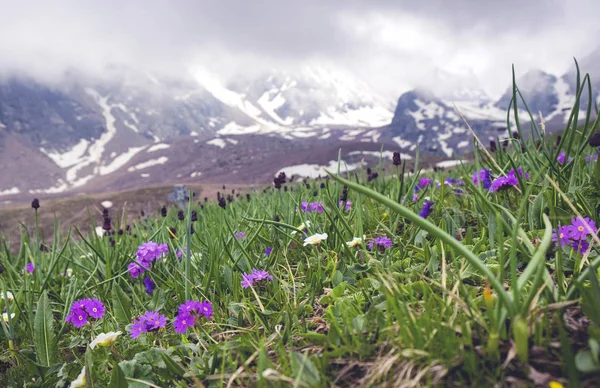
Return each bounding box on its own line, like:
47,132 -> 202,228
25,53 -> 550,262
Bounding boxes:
102,208 -> 109,218
160,206 -> 167,218
140,210 -> 145,217
118,229 -> 124,236
392,151 -> 401,166
40,243 -> 49,252
218,196 -> 226,209
177,210 -> 185,221
204,197 -> 208,202
31,198 -> 40,210
556,135 -> 562,147
102,217 -> 112,232
109,238 -> 115,248
339,186 -> 348,202
191,210 -> 197,222
320,182 -> 325,189
589,132 -> 600,147
0,265 -> 4,275
246,193 -> 251,202
168,227 -> 176,238
490,140 -> 497,152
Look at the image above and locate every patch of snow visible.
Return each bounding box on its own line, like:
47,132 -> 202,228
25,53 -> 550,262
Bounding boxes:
393,136 -> 412,148
349,150 -> 413,160
277,159 -> 364,179
127,157 -> 169,172
362,130 -> 381,143
191,171 -> 202,178
436,160 -> 467,168
319,133 -> 331,139
257,89 -> 294,125
141,173 -> 150,178
147,143 -> 170,152
101,201 -> 113,208
29,180 -> 69,194
439,140 -> 454,158
309,105 -> 393,127
217,122 -> 262,135
98,146 -> 146,175
457,140 -> 470,148
207,138 -> 227,148
292,131 -> 317,138
40,139 -> 89,168
0,187 -> 20,196
190,131 -> 199,136
226,138 -> 238,145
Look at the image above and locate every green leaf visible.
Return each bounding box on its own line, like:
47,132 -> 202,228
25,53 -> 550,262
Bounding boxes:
160,352 -> 185,377
575,350 -> 600,373
108,364 -> 128,388
291,351 -> 321,386
33,290 -> 58,367
112,283 -> 132,325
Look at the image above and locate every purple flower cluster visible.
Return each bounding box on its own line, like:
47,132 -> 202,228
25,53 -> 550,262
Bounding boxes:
472,169 -> 492,190
419,200 -> 435,218
557,152 -> 573,165
586,154 -> 598,163
415,177 -> 433,192
490,169 -> 529,192
143,277 -> 156,294
128,241 -> 168,278
176,247 -> 187,259
368,236 -> 393,251
129,311 -> 167,338
264,247 -> 273,256
552,217 -> 598,254
173,300 -> 214,334
66,298 -> 105,328
338,200 -> 352,211
299,201 -> 324,213
234,232 -> 246,239
25,262 -> 35,273
241,269 -> 274,288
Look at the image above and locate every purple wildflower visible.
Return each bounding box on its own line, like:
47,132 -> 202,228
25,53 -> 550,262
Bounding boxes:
25,263 -> 35,273
264,247 -> 273,256
509,168 -> 530,180
234,232 -> 246,240
368,237 -> 393,251
198,300 -> 214,319
412,194 -> 419,202
143,277 -> 156,294
178,300 -> 201,315
176,247 -> 187,259
141,311 -> 167,331
338,200 -> 352,211
66,310 -> 88,328
241,269 -> 274,288
129,311 -> 168,338
419,200 -> 435,218
300,202 -> 309,212
585,154 -> 598,163
128,262 -> 148,278
82,298 -> 105,319
552,225 -> 571,248
415,177 -> 432,192
557,152 -> 566,164
569,217 -> 597,241
572,240 -> 590,255
472,169 -> 492,190
491,174 -> 519,192
241,273 -> 254,288
173,313 -> 195,334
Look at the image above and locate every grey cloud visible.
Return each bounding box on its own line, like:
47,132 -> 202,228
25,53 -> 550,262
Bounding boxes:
0,0 -> 597,99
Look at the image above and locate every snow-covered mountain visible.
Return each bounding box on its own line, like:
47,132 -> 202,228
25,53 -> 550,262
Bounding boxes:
386,58 -> 600,158
0,50 -> 598,199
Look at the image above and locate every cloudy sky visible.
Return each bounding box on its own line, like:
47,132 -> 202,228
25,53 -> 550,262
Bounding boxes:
0,0 -> 597,100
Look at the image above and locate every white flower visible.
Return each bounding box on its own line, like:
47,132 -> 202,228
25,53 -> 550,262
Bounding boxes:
89,331 -> 121,349
66,268 -> 73,277
2,312 -> 15,322
346,236 -> 366,248
303,233 -> 328,246
70,367 -> 86,388
291,220 -> 311,235
1,291 -> 14,302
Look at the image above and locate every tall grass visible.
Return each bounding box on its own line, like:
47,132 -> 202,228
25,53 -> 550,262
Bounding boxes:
0,59 -> 599,387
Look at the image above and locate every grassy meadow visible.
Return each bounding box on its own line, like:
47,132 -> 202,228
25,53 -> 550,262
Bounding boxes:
1,62 -> 600,387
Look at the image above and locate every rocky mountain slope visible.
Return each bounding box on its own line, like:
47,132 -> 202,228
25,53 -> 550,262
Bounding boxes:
0,51 -> 598,202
